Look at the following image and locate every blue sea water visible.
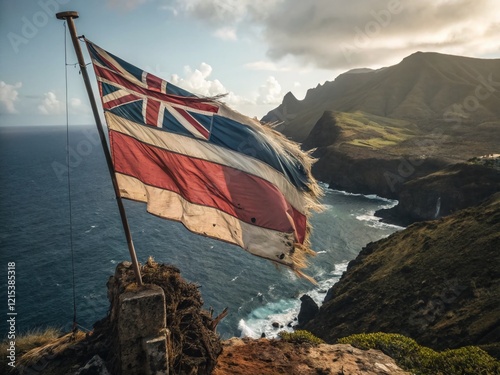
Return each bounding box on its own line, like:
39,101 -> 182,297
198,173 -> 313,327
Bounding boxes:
0,125 -> 402,339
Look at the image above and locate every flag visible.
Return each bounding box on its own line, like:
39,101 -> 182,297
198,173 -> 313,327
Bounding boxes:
85,39 -> 322,280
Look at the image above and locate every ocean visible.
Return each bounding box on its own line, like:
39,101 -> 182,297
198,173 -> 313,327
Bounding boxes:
0,125 -> 402,339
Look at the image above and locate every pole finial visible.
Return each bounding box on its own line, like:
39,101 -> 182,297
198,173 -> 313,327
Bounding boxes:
56,11 -> 79,20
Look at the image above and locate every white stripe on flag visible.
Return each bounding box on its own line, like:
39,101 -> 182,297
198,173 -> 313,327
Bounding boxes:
116,173 -> 298,267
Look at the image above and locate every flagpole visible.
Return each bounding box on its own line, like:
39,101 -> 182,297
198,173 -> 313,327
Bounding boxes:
56,11 -> 143,286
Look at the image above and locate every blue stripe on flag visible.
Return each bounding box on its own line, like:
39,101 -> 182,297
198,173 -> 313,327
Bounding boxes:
102,82 -> 121,96
108,101 -> 144,125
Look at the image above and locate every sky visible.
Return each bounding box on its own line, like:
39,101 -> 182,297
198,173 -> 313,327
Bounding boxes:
1,0 -> 500,126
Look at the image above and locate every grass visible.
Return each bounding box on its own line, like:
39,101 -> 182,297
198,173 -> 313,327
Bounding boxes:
339,332 -> 500,375
0,327 -> 61,374
334,111 -> 415,150
278,330 -> 325,345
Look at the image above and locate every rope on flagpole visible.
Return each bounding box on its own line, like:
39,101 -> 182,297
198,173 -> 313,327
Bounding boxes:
63,21 -> 79,332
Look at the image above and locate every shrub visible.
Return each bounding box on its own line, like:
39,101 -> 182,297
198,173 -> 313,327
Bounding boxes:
338,332 -> 500,375
278,330 -> 325,345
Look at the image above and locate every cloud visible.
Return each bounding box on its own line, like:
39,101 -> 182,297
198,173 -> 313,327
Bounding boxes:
171,0 -> 283,25
38,92 -> 63,115
214,27 -> 237,41
256,76 -> 282,105
171,62 -> 227,97
69,97 -> 91,115
262,0 -> 500,69
0,81 -> 22,114
170,62 -> 252,109
169,0 -> 500,70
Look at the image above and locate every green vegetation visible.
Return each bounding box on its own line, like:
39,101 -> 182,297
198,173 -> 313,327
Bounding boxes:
335,111 -> 414,149
278,330 -> 325,345
468,155 -> 500,170
338,332 -> 500,375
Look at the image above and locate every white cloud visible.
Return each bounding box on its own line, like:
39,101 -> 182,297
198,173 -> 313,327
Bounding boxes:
170,0 -> 283,25
256,76 -> 282,105
214,27 -> 237,41
69,97 -> 91,115
0,81 -> 22,114
70,98 -> 82,108
171,62 -> 227,97
170,62 -> 251,110
38,92 -> 63,115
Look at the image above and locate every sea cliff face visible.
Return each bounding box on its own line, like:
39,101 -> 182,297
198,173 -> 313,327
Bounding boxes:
303,193 -> 500,359
377,161 -> 500,225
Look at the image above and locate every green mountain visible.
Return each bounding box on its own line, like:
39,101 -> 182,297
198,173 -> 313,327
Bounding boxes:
263,52 -> 500,219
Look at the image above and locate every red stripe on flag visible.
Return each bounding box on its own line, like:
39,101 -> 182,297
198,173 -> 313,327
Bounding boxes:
110,130 -> 306,241
95,65 -> 219,113
145,99 -> 161,127
175,107 -> 210,139
145,73 -> 163,92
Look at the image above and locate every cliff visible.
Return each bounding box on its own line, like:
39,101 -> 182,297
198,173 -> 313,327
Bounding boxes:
265,52 -> 500,221
303,193 -> 500,359
377,160 -> 500,225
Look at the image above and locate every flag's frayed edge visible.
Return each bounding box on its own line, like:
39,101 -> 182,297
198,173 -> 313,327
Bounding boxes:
216,101 -> 324,282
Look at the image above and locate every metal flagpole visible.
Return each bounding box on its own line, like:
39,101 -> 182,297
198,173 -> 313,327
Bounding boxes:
56,11 -> 143,286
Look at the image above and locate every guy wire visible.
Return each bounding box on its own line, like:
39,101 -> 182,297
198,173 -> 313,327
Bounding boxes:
63,21 -> 78,332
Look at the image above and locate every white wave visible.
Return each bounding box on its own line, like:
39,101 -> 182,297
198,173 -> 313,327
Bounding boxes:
355,210 -> 404,230
84,225 -> 97,233
239,299 -> 299,339
333,189 -> 397,204
240,261 -> 350,339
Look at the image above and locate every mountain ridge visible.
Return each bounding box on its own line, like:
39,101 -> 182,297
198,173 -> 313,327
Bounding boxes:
263,51 -> 500,142
264,51 -> 500,221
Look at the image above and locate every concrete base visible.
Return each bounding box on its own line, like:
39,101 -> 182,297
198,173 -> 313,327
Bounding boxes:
118,285 -> 169,375
143,331 -> 170,375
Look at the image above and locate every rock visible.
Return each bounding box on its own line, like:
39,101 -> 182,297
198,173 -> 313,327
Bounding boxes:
73,355 -> 110,375
212,338 -> 410,375
377,162 -> 500,225
297,294 -> 319,327
272,322 -> 280,328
